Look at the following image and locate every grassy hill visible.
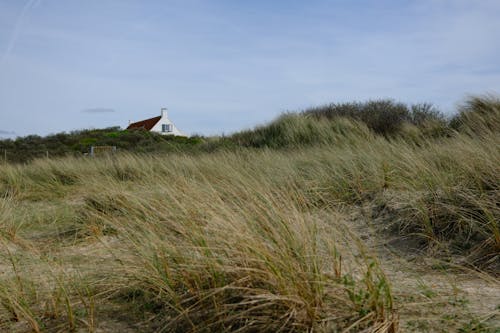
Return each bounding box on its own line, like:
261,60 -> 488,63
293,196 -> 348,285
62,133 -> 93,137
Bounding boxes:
0,98 -> 477,163
0,127 -> 203,164
0,95 -> 498,332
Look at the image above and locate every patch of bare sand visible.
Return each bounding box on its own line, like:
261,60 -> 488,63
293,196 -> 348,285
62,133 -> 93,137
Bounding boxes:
345,207 -> 500,332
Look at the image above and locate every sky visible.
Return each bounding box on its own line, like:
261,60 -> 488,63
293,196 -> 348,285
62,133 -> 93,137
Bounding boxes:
0,0 -> 499,138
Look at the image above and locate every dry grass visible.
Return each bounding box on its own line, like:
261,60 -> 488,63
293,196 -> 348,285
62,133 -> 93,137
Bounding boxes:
0,96 -> 499,331
1,149 -> 399,332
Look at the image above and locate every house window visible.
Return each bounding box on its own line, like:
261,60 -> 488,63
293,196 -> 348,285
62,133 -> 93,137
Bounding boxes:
162,124 -> 173,132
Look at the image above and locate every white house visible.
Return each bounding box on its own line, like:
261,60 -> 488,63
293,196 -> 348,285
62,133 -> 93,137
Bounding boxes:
127,108 -> 186,136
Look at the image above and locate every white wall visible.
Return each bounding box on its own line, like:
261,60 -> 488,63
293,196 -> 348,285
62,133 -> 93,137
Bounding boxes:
150,110 -> 187,136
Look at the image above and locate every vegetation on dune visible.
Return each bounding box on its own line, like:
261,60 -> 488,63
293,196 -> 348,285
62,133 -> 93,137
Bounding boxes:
303,100 -> 447,136
0,127 -> 202,163
228,95 -> 500,269
230,99 -> 448,148
230,114 -> 373,148
0,94 -> 499,331
0,96 -> 486,163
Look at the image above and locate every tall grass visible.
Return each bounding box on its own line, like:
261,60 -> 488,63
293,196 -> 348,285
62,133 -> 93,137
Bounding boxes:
82,170 -> 395,332
451,94 -> 500,134
1,150 -> 401,331
0,151 -> 398,331
231,114 -> 373,148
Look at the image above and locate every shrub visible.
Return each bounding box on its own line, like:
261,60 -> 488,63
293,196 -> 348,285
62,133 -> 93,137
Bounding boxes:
409,103 -> 445,126
302,100 -> 445,137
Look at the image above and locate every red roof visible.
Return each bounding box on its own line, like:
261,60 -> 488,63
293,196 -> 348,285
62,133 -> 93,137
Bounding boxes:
126,116 -> 161,130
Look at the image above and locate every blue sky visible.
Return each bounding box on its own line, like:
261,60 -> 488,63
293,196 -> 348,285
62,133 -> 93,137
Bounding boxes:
0,0 -> 499,138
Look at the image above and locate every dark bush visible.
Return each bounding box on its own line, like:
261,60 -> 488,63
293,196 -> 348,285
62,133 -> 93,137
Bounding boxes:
303,100 -> 418,136
409,103 -> 445,126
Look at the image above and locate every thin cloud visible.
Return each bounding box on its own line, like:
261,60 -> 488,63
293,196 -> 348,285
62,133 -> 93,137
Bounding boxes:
81,108 -> 116,113
1,0 -> 41,65
0,130 -> 16,135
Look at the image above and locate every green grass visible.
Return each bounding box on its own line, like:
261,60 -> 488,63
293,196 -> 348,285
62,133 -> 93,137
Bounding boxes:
0,127 -> 203,164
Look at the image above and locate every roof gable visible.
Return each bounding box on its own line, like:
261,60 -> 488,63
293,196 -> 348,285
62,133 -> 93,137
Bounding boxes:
126,116 -> 161,130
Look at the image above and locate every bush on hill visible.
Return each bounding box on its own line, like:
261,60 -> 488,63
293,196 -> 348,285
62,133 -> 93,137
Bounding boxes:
227,99 -> 451,150
0,128 -> 203,163
302,99 -> 446,136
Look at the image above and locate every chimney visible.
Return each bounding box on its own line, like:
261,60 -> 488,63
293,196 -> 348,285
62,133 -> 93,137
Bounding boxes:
161,107 -> 168,118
